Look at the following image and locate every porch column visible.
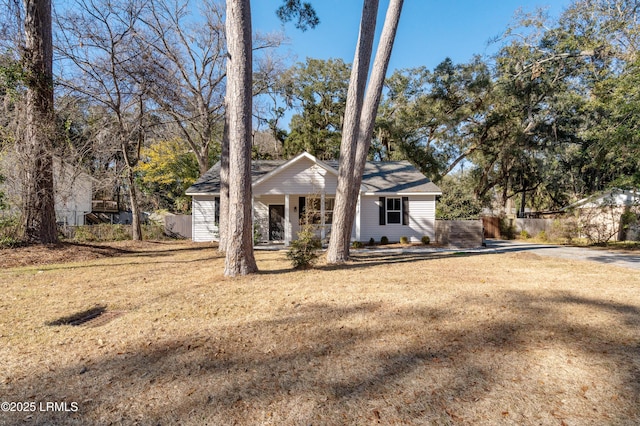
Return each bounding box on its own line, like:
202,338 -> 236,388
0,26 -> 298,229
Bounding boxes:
284,194 -> 291,246
320,192 -> 326,240
251,196 -> 255,245
355,193 -> 361,241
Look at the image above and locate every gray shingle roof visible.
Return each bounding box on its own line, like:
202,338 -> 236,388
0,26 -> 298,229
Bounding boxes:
186,157 -> 441,195
186,160 -> 285,195
361,161 -> 441,193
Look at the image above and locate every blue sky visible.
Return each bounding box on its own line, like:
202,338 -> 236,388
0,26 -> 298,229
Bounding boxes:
252,0 -> 573,72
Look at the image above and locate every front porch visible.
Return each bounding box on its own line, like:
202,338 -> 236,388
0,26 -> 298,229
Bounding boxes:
253,193 -> 337,246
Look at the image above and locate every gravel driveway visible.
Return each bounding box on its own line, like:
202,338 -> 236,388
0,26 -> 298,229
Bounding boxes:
484,239 -> 640,270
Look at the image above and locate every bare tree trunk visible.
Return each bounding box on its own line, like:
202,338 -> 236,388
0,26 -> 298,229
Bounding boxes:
126,167 -> 143,240
121,134 -> 143,240
326,0 -> 379,264
224,0 -> 258,276
347,0 -> 404,240
21,0 -> 58,244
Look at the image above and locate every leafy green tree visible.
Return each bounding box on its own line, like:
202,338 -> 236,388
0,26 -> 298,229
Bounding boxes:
583,58 -> 640,189
137,138 -> 200,213
281,58 -> 350,159
436,173 -> 484,220
375,57 -> 493,180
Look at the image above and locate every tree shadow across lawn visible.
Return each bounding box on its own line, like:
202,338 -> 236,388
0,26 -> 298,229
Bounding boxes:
2,293 -> 640,425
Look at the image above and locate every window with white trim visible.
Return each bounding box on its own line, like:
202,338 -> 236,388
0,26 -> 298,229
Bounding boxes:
300,196 -> 334,225
386,197 -> 401,224
324,197 -> 334,224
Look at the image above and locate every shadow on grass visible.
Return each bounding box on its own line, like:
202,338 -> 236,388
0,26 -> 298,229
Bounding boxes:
2,292 -> 639,425
16,244 -> 226,273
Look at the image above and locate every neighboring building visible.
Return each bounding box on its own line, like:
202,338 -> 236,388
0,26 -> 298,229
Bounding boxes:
53,159 -> 95,226
0,155 -> 95,226
186,151 -> 442,245
565,189 -> 639,210
564,189 -> 640,242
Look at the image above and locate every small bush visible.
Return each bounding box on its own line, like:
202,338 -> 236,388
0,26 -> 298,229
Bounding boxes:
286,227 -> 321,269
421,235 -> 430,245
380,236 -> 389,245
536,230 -> 548,242
67,224 -> 132,242
553,217 -> 579,244
143,223 -> 167,240
499,218 -> 516,240
0,215 -> 21,248
368,237 -> 375,246
72,226 -> 97,242
351,241 -> 364,249
252,222 -> 262,245
399,236 -> 409,244
520,230 -> 531,239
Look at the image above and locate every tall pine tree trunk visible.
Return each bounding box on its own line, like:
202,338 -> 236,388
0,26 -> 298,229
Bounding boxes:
326,0 -> 379,264
224,0 -> 258,276
347,0 -> 404,238
21,0 -> 58,244
218,108 -> 229,252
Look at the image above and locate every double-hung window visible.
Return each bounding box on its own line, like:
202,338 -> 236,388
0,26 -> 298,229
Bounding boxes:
379,196 -> 409,226
386,197 -> 402,224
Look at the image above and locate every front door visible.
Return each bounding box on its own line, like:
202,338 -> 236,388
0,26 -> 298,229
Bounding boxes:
268,205 -> 285,241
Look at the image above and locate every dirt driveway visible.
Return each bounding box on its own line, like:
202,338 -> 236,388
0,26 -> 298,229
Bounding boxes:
484,239 -> 640,270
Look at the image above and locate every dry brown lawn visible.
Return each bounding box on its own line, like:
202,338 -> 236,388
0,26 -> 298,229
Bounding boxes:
0,241 -> 639,425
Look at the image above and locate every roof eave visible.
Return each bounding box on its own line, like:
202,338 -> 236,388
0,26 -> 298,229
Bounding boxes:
364,191 -> 442,196
185,192 -> 220,196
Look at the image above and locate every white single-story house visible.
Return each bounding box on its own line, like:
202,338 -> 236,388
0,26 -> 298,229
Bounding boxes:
185,151 -> 442,245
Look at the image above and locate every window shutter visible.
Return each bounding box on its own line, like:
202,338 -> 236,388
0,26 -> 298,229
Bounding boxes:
299,197 -> 306,222
214,196 -> 220,224
402,197 -> 409,225
379,197 -> 386,225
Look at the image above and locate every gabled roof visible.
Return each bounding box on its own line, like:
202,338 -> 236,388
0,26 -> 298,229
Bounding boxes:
252,151 -> 339,187
185,152 -> 441,196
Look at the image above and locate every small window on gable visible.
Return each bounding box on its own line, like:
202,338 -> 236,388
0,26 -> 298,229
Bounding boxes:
386,197 -> 401,224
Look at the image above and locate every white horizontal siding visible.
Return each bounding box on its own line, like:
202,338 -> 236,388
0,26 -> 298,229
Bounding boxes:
192,196 -> 218,242
254,157 -> 337,195
359,195 -> 436,243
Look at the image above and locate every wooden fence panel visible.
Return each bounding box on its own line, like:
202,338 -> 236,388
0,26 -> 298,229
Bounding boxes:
515,218 -> 555,236
482,216 -> 500,238
436,219 -> 484,248
165,215 -> 192,239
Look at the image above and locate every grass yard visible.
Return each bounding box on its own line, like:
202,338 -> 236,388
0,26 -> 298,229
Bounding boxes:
1,241 -> 639,425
